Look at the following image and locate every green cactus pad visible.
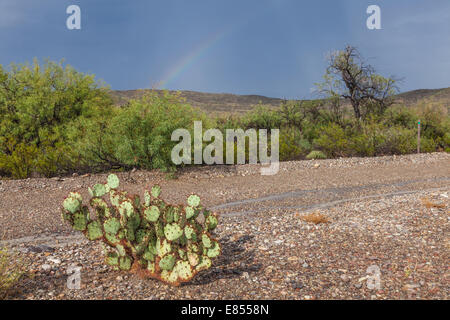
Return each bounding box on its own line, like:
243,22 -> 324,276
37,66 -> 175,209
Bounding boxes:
119,256 -> 132,270
87,221 -> 103,240
63,196 -> 81,214
144,191 -> 151,206
151,185 -> 161,198
156,238 -> 172,257
104,218 -> 120,235
144,206 -> 160,222
154,220 -> 164,238
174,260 -> 194,281
178,248 -> 187,260
105,232 -> 119,244
188,252 -> 200,266
69,192 -> 83,202
119,200 -> 134,217
185,206 -> 195,219
196,256 -> 212,271
164,207 -> 175,223
207,241 -> 221,258
205,214 -> 218,230
73,211 -> 88,231
184,225 -> 197,241
90,183 -> 107,198
116,244 -> 126,257
164,223 -> 183,241
161,270 -> 171,283
143,250 -> 155,262
107,174 -> 120,189
159,253 -> 176,271
187,194 -> 201,208
202,233 -> 212,248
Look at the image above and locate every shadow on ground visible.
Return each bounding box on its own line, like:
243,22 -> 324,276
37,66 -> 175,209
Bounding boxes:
186,234 -> 262,286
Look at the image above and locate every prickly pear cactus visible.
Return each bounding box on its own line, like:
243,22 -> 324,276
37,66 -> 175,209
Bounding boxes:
61,174 -> 221,286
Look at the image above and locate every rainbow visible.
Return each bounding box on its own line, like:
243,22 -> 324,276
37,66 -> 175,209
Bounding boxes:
158,25 -> 237,89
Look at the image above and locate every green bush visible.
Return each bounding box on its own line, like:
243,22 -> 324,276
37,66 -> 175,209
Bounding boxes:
279,128 -> 311,161
241,104 -> 282,130
71,91 -> 207,172
0,60 -> 112,178
306,150 -> 327,160
313,123 -> 350,157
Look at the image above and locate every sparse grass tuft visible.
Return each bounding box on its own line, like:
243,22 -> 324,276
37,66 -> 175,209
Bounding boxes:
0,245 -> 27,299
421,198 -> 446,209
298,211 -> 330,225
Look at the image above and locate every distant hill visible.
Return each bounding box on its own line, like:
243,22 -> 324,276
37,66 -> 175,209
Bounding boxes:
110,87 -> 450,114
395,87 -> 450,106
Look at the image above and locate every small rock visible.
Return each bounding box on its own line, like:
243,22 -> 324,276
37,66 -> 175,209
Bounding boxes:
291,282 -> 304,290
41,264 -> 52,271
116,276 -> 123,281
340,274 -> 350,282
302,263 -> 309,268
47,257 -> 62,264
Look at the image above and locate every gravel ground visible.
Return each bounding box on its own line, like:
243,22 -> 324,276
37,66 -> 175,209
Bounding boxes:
1,153 -> 449,300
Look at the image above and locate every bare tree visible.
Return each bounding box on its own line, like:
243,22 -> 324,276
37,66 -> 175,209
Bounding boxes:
316,45 -> 399,120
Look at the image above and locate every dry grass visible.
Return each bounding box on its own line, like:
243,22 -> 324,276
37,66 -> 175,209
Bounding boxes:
297,211 -> 330,225
0,245 -> 27,299
421,197 -> 447,209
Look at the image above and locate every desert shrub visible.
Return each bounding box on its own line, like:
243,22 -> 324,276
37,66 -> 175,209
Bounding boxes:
0,60 -> 112,178
0,246 -> 26,299
313,123 -> 350,157
241,104 -> 282,130
382,106 -> 417,129
71,91 -> 208,172
306,150 -> 327,160
279,128 -> 311,161
443,132 -> 450,152
61,174 -> 220,286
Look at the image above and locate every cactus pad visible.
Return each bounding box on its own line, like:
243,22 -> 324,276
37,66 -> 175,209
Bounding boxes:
151,185 -> 161,198
107,174 -> 120,189
187,194 -> 201,207
159,253 -> 176,271
164,223 -> 183,241
144,206 -> 160,222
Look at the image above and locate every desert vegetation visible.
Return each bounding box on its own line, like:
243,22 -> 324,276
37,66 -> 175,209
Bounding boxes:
61,174 -> 220,286
0,47 -> 449,179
